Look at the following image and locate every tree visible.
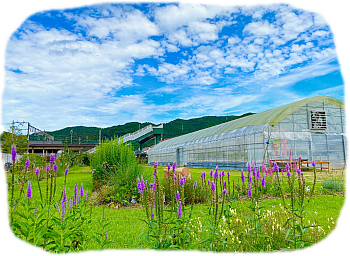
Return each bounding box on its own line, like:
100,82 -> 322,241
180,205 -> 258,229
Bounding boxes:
0,125 -> 29,154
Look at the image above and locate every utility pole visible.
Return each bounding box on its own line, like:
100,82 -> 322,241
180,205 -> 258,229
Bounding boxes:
99,129 -> 101,144
79,137 -> 81,145
86,136 -> 88,143
70,130 -> 73,144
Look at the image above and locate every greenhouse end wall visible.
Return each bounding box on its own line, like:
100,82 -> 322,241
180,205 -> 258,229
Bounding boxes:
148,101 -> 346,170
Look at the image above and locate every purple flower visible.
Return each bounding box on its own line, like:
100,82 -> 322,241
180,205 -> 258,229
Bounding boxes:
248,184 -> 252,197
247,162 -> 251,172
26,181 -> 32,200
50,153 -> 55,164
180,177 -> 186,185
208,179 -> 210,185
214,169 -> 219,180
85,191 -> 88,201
53,164 -> 58,171
151,211 -> 154,219
61,187 -> 67,226
149,183 -> 154,190
74,184 -> 78,199
35,168 -> 39,176
296,169 -> 301,174
285,163 -> 290,169
176,191 -> 180,201
249,172 -> 252,184
241,169 -> 245,182
200,172 -> 206,179
312,161 -> 316,167
172,162 -> 177,172
105,232 -> 108,239
227,171 -> 230,177
64,167 -> 69,175
223,181 -> 226,188
274,162 -> 279,173
163,195 -> 165,207
80,183 -> 84,196
257,167 -> 261,179
222,189 -> 227,194
261,174 -> 266,188
193,181 -> 197,189
210,169 -> 213,177
154,162 -> 158,169
46,165 -> 50,171
178,200 -> 182,218
102,209 -> 105,221
11,145 -> 17,163
211,181 -> 215,191
137,177 -> 145,193
252,167 -> 256,178
168,163 -> 171,171
25,157 -> 30,170
287,170 -> 291,177
221,171 -> 225,177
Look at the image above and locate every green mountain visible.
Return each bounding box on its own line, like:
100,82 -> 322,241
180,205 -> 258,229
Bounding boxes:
41,113 -> 254,147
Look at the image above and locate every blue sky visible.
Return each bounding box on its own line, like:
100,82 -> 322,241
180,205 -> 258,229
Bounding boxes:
2,2 -> 344,131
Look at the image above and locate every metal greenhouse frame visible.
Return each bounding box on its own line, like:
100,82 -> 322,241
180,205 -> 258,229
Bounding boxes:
148,96 -> 346,170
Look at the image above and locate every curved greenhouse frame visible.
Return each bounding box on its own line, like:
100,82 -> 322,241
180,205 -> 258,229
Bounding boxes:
148,96 -> 346,170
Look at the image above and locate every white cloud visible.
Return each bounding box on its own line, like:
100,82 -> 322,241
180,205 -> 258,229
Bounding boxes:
243,20 -> 279,36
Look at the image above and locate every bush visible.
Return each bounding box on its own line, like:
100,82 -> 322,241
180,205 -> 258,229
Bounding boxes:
90,138 -> 145,204
18,153 -> 47,169
322,179 -> 342,191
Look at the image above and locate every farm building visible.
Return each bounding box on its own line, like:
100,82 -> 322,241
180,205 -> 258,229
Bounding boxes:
148,95 -> 346,170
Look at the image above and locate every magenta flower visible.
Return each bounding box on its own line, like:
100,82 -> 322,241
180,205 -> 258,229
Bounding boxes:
241,169 -> 245,182
210,169 -> 213,177
298,155 -> 302,160
178,200 -> 182,218
11,145 -> 17,163
53,164 -> 58,171
50,153 -> 55,164
105,232 -> 108,239
296,169 -> 301,174
221,171 -> 225,177
257,167 -> 261,179
274,162 -> 279,173
222,189 -> 227,194
25,157 -> 30,170
200,172 -> 206,179
168,163 -> 171,171
312,161 -> 316,167
180,177 -> 186,185
193,181 -> 197,189
35,168 -> 39,176
287,170 -> 291,177
214,169 -> 219,180
227,171 -> 230,177
223,181 -> 226,188
137,177 -> 145,193
64,167 -> 69,175
26,181 -> 32,200
247,162 -> 251,172
174,174 -> 177,180
261,174 -> 266,188
172,162 -> 177,172
285,163 -> 290,169
154,162 -> 158,169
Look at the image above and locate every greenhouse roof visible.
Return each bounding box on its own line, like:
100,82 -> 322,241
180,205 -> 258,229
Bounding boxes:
150,95 -> 344,150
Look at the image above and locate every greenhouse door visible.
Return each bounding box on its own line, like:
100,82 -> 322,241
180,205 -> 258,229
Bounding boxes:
176,147 -> 183,166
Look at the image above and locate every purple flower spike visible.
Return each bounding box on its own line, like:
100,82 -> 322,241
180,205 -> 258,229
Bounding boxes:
286,163 -> 290,169
74,184 -> 78,198
249,172 -> 252,184
312,161 -> 316,167
252,167 -> 256,177
210,169 -> 213,177
287,170 -> 291,177
261,174 -> 266,188
227,171 -> 230,177
25,157 -> 30,170
200,172 -> 206,179
46,165 -> 50,171
27,181 -> 32,200
211,181 -> 216,191
193,181 -> 197,189
154,162 -> 158,169
180,177 -> 186,185
248,184 -> 252,197
80,183 -> 84,196
172,162 -> 177,172
176,191 -> 180,201
257,168 -> 261,179
274,162 -> 279,173
174,174 -> 177,180
35,168 -> 39,176
105,232 -> 108,239
178,200 -> 182,218
151,211 -> 154,219
11,145 -> 17,163
214,169 -> 219,180
168,163 -> 171,171
223,181 -> 226,188
296,169 -> 301,174
64,167 -> 69,175
53,164 -> 58,171
208,179 -> 210,185
241,169 -> 245,183
247,162 -> 251,172
50,153 -> 55,164
222,189 -> 227,194
222,171 -> 225,177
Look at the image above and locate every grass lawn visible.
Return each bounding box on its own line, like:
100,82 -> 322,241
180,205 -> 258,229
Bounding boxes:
8,164 -> 345,251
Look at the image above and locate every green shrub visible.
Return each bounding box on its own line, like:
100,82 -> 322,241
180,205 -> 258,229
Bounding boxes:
90,138 -> 145,204
18,153 -> 46,169
322,179 -> 342,191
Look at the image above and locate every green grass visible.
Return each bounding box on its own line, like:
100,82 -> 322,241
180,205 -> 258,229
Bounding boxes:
8,165 -> 345,251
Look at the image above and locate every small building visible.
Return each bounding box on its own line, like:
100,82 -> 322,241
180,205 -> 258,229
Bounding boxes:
148,96 -> 346,170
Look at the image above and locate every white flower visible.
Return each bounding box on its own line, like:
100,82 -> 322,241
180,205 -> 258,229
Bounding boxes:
306,186 -> 310,192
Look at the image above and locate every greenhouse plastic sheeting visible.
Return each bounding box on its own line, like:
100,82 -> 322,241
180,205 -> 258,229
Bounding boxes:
148,96 -> 346,169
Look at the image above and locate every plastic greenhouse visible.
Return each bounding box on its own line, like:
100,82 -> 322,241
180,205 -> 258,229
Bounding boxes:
148,96 -> 346,170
